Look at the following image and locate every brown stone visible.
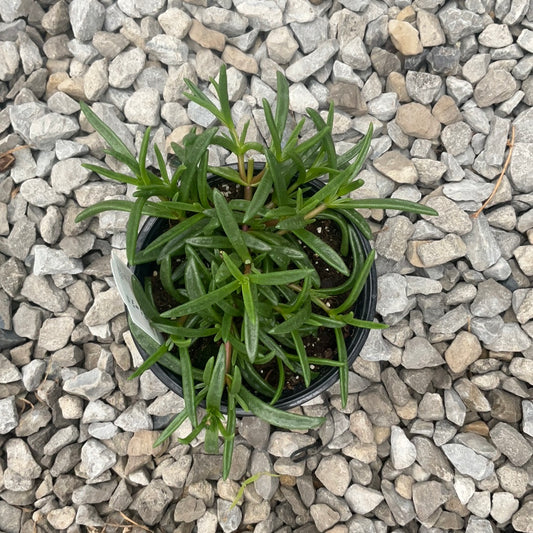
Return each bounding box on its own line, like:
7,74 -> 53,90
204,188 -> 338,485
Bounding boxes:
417,10 -> 446,47
373,151 -> 418,184
489,390 -> 522,423
57,77 -> 86,100
222,45 -> 258,74
474,69 -> 518,108
127,430 -> 168,457
386,72 -> 411,102
388,20 -> 423,56
46,71 -> 70,98
328,82 -> 367,116
432,95 -> 462,125
188,19 -> 225,51
396,102 -> 441,139
445,331 -> 482,374
397,6 -> 416,22
463,420 -> 489,437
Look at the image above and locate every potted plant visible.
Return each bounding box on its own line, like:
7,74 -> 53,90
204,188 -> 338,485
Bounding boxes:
76,66 -> 436,477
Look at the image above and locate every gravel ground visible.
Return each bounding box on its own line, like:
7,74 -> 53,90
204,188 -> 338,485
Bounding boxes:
1,0 -> 533,532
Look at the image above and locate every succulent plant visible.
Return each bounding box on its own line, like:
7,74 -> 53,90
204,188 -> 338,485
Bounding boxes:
76,66 -> 436,477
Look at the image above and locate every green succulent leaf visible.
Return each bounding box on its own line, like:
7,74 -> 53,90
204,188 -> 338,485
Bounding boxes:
79,101 -> 138,171
292,228 -> 349,276
213,188 -> 251,263
161,280 -> 240,318
239,386 -> 325,430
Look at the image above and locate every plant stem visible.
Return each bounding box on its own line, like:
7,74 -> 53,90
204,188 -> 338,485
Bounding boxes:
288,283 -> 331,314
225,340 -> 232,376
304,203 -> 328,220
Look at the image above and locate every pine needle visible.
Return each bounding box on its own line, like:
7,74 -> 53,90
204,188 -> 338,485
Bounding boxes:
471,126 -> 515,219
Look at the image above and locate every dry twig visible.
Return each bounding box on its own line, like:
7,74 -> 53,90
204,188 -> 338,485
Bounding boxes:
0,145 -> 29,172
471,126 -> 515,219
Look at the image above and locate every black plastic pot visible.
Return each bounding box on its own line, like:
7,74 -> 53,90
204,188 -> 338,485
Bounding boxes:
131,176 -> 377,415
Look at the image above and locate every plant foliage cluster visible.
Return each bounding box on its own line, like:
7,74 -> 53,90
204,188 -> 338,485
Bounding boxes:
77,66 -> 436,477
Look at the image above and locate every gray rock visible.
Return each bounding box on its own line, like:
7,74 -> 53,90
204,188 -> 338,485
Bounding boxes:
233,0 -> 283,31
496,462 -> 529,498
416,234 -> 467,267
463,215 -> 502,271
33,245 -> 83,275
202,6 -> 248,37
341,37 -> 370,71
405,71 -> 442,105
5,438 -> 41,479
376,273 -> 408,316
56,140 -> 89,160
454,377 -> 491,412
0,352 -> 21,383
145,35 -> 188,66
80,438 -> 116,479
124,88 -> 160,127
344,484 -> 384,515
0,41 -> 19,81
438,8 -> 485,44
268,432 -> 315,458
63,369 -> 115,401
217,499 -> 242,533
39,206 -> 63,244
309,504 -> 339,532
490,422 -> 532,466
441,121 -> 472,156
285,39 -> 339,83
69,0 -> 104,41
381,480 -> 416,526
265,26 -> 298,64
484,323 -> 531,352
510,143 -> 533,193
358,384 -> 400,426
366,92 -> 398,122
75,504 -> 104,527
20,274 -> 69,313
509,358 -> 533,386
390,425 -> 416,469
422,196 -> 472,235
12,303 -> 42,340
38,316 -> 75,351
157,8 -> 191,39
474,70 -> 518,108
29,113 -> 79,151
0,396 -> 19,434
84,288 -> 124,327
130,479 -> 173,526
288,83 -> 318,114
114,401 -> 153,431
315,455 -> 351,497
19,178 -> 65,208
512,501 -> 533,532
402,336 -> 445,369
471,279 -> 512,318
5,218 -> 36,260
412,480 -> 449,521
441,443 -> 494,480
43,425 -> 79,455
108,47 -> 145,89
174,495 -> 206,523
21,359 -> 46,391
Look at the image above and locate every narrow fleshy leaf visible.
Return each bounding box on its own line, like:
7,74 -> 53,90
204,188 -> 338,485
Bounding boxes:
293,228 -> 349,276
248,269 -> 314,286
213,189 -> 251,263
238,386 -> 325,430
161,280 -> 240,318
